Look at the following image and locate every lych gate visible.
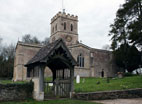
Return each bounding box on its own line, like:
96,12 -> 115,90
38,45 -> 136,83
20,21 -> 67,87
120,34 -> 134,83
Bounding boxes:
25,39 -> 77,100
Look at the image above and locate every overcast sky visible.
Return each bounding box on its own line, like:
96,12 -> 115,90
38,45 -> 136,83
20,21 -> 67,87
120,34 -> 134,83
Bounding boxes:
0,0 -> 125,49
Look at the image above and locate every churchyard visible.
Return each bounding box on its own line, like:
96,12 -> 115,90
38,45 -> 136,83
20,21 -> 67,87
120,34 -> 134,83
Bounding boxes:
75,75 -> 142,92
0,99 -> 100,104
1,75 -> 142,92
0,75 -> 142,104
0,0 -> 141,103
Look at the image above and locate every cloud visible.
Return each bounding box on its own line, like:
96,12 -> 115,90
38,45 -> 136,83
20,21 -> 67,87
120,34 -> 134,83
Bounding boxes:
0,0 -> 124,49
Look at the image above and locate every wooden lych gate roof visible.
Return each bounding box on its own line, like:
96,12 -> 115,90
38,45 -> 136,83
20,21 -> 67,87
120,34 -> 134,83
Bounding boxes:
25,39 -> 77,69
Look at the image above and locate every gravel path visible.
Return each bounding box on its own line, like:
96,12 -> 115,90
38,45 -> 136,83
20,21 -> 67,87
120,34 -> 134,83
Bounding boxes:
92,98 -> 142,104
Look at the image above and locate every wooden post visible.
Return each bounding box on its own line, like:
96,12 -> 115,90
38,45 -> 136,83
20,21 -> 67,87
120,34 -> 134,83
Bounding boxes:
70,67 -> 74,98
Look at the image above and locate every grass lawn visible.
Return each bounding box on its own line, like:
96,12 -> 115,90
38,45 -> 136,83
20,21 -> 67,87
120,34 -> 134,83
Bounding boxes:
74,75 -> 142,92
0,99 -> 101,104
0,80 -> 28,84
1,75 -> 142,93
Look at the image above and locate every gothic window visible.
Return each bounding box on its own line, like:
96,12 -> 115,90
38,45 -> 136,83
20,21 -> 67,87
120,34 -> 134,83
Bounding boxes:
77,53 -> 84,67
71,24 -> 73,31
55,24 -> 57,31
52,27 -> 54,33
64,22 -> 66,30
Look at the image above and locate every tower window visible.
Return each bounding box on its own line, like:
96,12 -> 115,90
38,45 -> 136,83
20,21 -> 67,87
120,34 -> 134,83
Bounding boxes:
55,24 -> 57,31
77,53 -> 84,67
64,22 -> 66,30
52,27 -> 54,33
71,24 -> 73,31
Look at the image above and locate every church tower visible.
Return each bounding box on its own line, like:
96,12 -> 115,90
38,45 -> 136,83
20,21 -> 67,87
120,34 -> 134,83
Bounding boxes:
50,12 -> 78,46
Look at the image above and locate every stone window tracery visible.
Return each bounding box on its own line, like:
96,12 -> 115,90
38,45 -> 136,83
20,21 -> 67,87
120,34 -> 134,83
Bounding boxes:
77,53 -> 84,67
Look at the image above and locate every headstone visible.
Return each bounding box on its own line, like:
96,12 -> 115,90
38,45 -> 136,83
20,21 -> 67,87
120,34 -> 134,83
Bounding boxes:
49,83 -> 53,86
76,75 -> 80,83
117,72 -> 123,78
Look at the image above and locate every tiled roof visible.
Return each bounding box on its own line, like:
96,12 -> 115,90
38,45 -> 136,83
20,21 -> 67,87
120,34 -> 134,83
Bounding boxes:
25,39 -> 77,67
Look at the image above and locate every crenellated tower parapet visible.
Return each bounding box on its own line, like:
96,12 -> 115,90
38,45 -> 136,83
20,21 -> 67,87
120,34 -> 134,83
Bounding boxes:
51,12 -> 78,23
50,11 -> 78,46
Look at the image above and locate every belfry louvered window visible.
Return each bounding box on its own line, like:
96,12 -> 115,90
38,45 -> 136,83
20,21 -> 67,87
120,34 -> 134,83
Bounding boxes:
64,22 -> 66,30
71,24 -> 73,31
77,53 -> 84,67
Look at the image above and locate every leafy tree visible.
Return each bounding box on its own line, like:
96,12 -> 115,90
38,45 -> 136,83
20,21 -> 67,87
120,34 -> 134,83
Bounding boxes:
22,34 -> 32,44
32,36 -> 41,44
114,44 -> 141,72
102,44 -> 111,51
109,0 -> 142,72
22,34 -> 41,44
0,36 -> 3,53
109,0 -> 142,49
42,37 -> 50,45
0,43 -> 15,78
22,34 -> 50,45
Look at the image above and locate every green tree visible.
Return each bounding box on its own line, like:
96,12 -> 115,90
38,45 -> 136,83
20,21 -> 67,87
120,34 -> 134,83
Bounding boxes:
0,43 -> 15,78
114,44 -> 141,72
109,0 -> 142,72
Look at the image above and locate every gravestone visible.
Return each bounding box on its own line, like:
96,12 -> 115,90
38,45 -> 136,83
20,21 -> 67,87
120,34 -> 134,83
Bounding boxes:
76,75 -> 80,83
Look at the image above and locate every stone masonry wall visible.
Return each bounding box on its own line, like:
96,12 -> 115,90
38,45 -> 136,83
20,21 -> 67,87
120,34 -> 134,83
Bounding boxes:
69,44 -> 91,77
13,42 -> 52,81
75,88 -> 142,100
92,49 -> 117,78
0,82 -> 33,101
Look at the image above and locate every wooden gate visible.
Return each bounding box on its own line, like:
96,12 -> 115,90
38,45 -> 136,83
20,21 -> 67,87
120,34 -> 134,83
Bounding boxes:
44,68 -> 71,98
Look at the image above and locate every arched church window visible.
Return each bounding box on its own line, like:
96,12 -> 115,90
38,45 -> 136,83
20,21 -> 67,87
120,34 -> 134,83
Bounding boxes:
77,53 -> 84,67
71,24 -> 73,31
64,22 -> 66,30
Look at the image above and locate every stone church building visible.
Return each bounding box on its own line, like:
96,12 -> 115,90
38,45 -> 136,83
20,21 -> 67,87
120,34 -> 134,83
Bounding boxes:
13,12 -> 118,81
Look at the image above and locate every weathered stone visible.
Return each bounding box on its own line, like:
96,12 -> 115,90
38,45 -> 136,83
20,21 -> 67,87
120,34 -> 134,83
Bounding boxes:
0,83 -> 33,101
75,88 -> 142,100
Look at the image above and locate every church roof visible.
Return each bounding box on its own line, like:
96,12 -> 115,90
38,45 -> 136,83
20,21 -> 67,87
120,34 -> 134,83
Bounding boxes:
25,39 -> 77,67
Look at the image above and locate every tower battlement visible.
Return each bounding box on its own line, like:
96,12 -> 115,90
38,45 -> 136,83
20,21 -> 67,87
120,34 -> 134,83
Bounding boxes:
51,11 -> 78,23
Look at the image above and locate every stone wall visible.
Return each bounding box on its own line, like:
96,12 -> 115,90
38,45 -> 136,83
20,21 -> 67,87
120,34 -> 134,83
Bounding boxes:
13,42 -> 42,81
69,44 -> 91,77
91,49 -> 118,78
13,41 -> 119,80
0,82 -> 33,101
75,88 -> 142,100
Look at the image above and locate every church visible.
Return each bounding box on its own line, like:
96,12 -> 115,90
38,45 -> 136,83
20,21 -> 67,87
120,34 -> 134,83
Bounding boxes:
13,11 -> 118,81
